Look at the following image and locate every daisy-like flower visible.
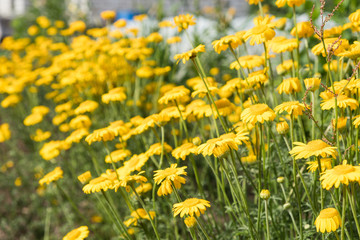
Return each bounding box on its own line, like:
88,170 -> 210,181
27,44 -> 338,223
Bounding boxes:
243,24 -> 275,45
173,14 -> 196,32
31,129 -> 51,142
286,0 -> 306,7
312,38 -> 349,57
320,94 -> 358,110
172,142 -> 198,160
101,87 -> 126,104
39,167 -> 63,186
173,198 -> 211,217
65,128 -> 89,144
306,158 -> 332,173
276,121 -> 289,135
246,0 -> 263,5
124,153 -> 149,172
291,22 -> 314,38
276,77 -> 301,95
304,78 -> 321,92
353,114 -> 360,128
77,171 -> 92,184
289,140 -> 337,160
184,216 -> 197,228
153,164 -> 187,196
105,149 -> 131,163
111,171 -> 148,192
276,60 -> 297,75
158,85 -> 190,105
212,35 -> 242,54
145,142 -> 173,157
85,127 -> 116,145
320,161 -> 360,190
82,175 -> 113,194
274,101 -> 305,117
0,123 -> 11,142
74,100 -> 99,115
349,9 -> 360,23
229,55 -> 265,70
124,208 -> 156,227
197,132 -> 248,158
174,44 -> 205,64
241,104 -> 276,125
331,117 -> 347,130
69,115 -> 92,129
39,140 -> 62,160
63,226 -> 89,240
314,208 -> 341,233
270,38 -> 299,53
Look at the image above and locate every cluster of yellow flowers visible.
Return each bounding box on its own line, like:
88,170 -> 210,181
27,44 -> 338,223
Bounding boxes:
3,2 -> 360,239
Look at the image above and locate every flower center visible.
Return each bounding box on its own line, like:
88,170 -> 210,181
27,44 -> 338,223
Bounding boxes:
319,208 -> 339,219
251,25 -> 267,35
333,165 -> 354,175
305,140 -> 329,151
184,198 -> 200,206
249,104 -> 269,115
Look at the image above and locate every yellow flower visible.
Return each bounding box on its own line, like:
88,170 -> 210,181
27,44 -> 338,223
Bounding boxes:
69,115 -> 92,129
230,55 -> 265,70
105,149 -> 131,163
0,123 -> 11,143
14,177 -> 22,187
270,38 -> 299,53
197,132 -> 248,158
241,154 -> 257,164
274,101 -> 305,117
39,167 -> 63,186
320,161 -> 360,190
172,142 -> 197,160
1,94 -> 21,108
312,38 -> 349,57
174,44 -> 205,64
246,0 -> 263,5
276,121 -> 289,135
291,21 -> 314,38
31,129 -> 51,142
353,115 -> 360,128
315,208 -> 341,233
173,198 -> 211,217
63,226 -> 89,240
146,143 -> 173,157
24,113 -> 43,126
332,117 -> 347,130
65,128 -> 89,144
39,141 -> 62,160
276,77 -> 301,95
349,9 -> 360,23
36,16 -> 50,28
212,35 -> 242,54
78,171 -> 92,184
243,24 -> 275,45
114,19 -> 126,28
158,85 -> 190,105
124,208 -> 155,227
167,36 -> 182,44
286,0 -> 305,7
136,66 -> 154,78
241,104 -> 276,124
134,14 -> 147,22
133,183 -> 152,195
276,60 -> 297,75
320,94 -> 358,110
289,140 -> 337,160
304,78 -> 321,91
209,67 -> 219,76
101,87 -> 127,104
28,25 -> 39,36
184,216 -> 197,228
100,10 -> 116,20
306,158 -> 332,173
85,128 -> 116,145
154,164 -> 187,196
83,175 -> 112,194
158,20 -> 173,28
124,153 -> 149,172
173,14 -> 196,32
147,32 -> 163,43
74,100 -> 99,115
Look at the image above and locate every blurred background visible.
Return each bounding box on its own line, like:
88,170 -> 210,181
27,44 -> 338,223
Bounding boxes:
0,0 -> 357,39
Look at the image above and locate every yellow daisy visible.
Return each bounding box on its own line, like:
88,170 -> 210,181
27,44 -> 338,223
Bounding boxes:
289,140 -> 337,160
241,104 -> 276,124
276,77 -> 301,95
154,164 -> 187,196
274,101 -> 305,117
63,226 -> 89,240
174,45 -> 205,64
173,198 -> 211,217
39,167 -> 63,186
320,94 -> 358,110
320,161 -> 360,190
314,208 -> 341,233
